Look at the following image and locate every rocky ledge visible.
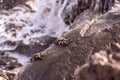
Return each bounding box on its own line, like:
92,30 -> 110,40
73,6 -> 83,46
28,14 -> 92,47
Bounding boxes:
0,52 -> 22,80
14,7 -> 120,80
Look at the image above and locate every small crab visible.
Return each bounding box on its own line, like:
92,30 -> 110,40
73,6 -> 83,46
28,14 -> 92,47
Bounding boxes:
54,37 -> 71,47
30,53 -> 45,62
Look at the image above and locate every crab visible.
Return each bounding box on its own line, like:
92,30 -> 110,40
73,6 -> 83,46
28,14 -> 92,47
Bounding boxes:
30,53 -> 45,62
54,37 -> 71,47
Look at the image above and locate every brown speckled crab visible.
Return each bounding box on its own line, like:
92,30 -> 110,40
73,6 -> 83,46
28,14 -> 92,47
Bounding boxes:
30,53 -> 45,62
54,37 -> 71,47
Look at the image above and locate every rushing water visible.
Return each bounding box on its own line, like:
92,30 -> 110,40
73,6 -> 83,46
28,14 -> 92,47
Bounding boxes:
6,52 -> 30,65
0,0 -> 71,51
0,0 -> 78,64
0,0 -> 69,47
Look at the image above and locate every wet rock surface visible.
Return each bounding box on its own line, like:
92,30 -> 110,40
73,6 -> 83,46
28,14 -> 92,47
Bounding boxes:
61,0 -> 115,25
0,0 -> 120,80
0,52 -> 22,80
0,0 -> 27,10
0,54 -> 22,70
14,35 -> 57,56
15,6 -> 120,80
0,35 -> 56,56
75,63 -> 120,80
75,49 -> 120,80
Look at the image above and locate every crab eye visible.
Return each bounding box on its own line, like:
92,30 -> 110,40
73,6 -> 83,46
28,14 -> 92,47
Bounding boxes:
30,53 -> 45,62
59,42 -> 63,46
30,57 -> 35,61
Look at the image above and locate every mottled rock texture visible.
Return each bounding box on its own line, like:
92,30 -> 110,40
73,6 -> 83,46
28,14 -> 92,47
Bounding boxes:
15,7 -> 120,80
61,0 -> 115,25
14,35 -> 57,56
0,0 -> 27,10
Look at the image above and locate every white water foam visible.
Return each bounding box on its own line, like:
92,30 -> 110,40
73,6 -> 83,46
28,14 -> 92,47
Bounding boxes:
0,0 -> 71,50
0,0 -> 79,65
6,52 -> 30,65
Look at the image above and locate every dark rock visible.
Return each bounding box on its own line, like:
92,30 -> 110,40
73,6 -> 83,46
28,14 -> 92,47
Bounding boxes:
15,7 -> 120,80
112,53 -> 120,61
0,0 -> 27,10
0,54 -> 22,70
15,27 -> 94,80
0,41 -> 17,50
6,62 -> 22,70
75,63 -> 119,80
0,59 -> 6,66
14,35 -> 57,56
0,35 -> 56,56
5,23 -> 23,32
74,46 -> 120,80
0,70 -> 16,80
0,51 -> 5,56
61,0 -> 115,25
0,52 -> 22,80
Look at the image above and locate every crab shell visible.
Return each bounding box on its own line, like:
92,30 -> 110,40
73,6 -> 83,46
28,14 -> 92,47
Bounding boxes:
54,37 -> 70,47
30,53 -> 45,62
